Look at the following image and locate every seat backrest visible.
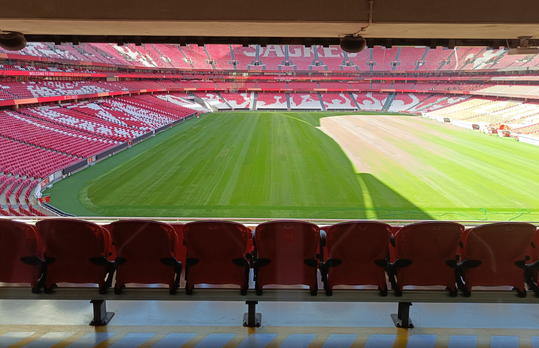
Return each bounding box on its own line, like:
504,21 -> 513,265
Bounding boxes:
326,221 -> 391,263
109,220 -> 178,286
395,221 -> 464,263
0,220 -> 43,285
183,220 -> 249,287
256,220 -> 320,261
463,222 -> 536,267
255,220 -> 320,286
36,219 -> 110,285
184,220 -> 248,262
110,220 -> 176,262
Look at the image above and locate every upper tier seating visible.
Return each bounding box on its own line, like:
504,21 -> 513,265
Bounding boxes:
456,47 -> 485,70
316,46 -> 345,71
396,47 -> 423,71
231,45 -> 257,70
258,45 -> 286,70
372,47 -> 399,71
152,45 -> 193,69
289,93 -> 323,110
4,43 -> 539,72
205,45 -> 234,70
181,45 -> 212,69
346,48 -> 371,71
416,47 -> 453,71
288,46 -> 315,71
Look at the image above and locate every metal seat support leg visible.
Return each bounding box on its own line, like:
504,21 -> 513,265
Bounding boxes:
89,300 -> 115,326
391,301 -> 414,328
243,301 -> 261,327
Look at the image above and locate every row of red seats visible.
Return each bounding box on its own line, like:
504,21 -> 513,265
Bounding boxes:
1,219 -> 537,298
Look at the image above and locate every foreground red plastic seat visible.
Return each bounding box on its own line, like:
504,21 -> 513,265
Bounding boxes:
390,221 -> 464,296
526,229 -> 539,295
109,220 -> 182,294
0,220 -> 45,292
322,221 -> 392,296
183,220 -> 250,294
36,219 -> 115,293
253,220 -> 320,295
458,222 -> 536,297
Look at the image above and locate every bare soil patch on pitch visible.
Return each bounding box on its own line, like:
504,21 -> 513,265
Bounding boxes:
318,115 -> 448,174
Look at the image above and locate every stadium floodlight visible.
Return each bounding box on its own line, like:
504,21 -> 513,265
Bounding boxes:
340,35 -> 367,53
0,31 -> 26,51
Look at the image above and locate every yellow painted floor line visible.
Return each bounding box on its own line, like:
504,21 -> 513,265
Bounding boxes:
1,325 -> 538,348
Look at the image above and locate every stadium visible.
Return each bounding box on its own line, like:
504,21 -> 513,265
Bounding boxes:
0,1 -> 539,347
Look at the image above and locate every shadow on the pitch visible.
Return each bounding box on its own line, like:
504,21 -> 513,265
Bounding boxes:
357,173 -> 433,220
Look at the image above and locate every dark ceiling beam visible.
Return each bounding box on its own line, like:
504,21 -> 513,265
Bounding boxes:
2,0 -> 539,41
22,35 -> 520,49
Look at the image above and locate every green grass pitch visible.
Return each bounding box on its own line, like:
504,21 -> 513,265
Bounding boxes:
45,112 -> 539,221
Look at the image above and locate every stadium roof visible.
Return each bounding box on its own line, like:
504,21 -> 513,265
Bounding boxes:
2,0 -> 539,47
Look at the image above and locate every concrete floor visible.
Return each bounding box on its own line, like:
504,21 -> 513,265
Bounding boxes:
0,299 -> 538,347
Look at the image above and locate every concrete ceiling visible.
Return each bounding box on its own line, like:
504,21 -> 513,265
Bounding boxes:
2,0 -> 539,46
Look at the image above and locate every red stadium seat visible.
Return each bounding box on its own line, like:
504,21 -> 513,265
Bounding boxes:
389,221 -> 464,296
169,223 -> 186,265
253,220 -> 320,295
457,222 -> 536,297
321,221 -> 392,296
526,228 -> 539,295
109,220 -> 182,294
0,220 -> 45,292
35,219 -> 115,294
183,220 -> 250,295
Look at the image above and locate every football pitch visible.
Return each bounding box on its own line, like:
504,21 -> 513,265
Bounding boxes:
45,111 -> 539,221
